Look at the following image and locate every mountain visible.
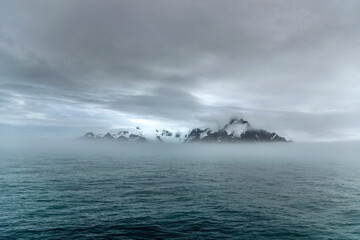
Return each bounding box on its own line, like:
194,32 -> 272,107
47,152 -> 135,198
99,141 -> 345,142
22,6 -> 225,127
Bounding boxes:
81,128 -> 148,143
154,129 -> 184,143
81,118 -> 289,143
82,132 -> 95,139
184,118 -> 287,143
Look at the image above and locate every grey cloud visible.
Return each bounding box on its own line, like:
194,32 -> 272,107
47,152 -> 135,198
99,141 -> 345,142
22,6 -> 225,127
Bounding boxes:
0,0 -> 360,141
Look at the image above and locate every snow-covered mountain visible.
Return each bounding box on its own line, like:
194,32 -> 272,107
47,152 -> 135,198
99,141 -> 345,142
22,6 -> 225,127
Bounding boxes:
81,118 -> 289,143
184,118 -> 287,143
82,127 -> 147,143
154,129 -> 184,143
223,119 -> 250,137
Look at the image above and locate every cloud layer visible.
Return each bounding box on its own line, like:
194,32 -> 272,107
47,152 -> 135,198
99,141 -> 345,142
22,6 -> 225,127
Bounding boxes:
1,0 -> 360,141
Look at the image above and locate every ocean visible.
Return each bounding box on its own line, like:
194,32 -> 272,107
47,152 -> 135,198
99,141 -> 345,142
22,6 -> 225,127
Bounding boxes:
1,141 -> 360,239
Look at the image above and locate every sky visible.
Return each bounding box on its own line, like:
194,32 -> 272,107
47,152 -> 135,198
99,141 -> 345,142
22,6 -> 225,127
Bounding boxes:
0,0 -> 360,142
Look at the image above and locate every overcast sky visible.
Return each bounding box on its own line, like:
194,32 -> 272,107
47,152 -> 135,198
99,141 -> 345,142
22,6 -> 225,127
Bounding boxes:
1,0 -> 360,141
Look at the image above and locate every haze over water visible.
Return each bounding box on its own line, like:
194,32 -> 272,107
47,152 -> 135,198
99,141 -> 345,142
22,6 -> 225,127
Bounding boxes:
1,141 -> 360,239
1,0 -> 360,239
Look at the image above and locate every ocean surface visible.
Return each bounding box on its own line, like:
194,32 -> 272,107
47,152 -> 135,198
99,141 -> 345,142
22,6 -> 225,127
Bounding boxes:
1,141 -> 360,239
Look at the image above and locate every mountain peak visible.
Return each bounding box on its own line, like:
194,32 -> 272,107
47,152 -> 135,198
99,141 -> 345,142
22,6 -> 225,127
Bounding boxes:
81,118 -> 289,144
184,118 -> 288,143
82,132 -> 95,139
222,118 -> 250,138
228,118 -> 248,125
103,132 -> 115,140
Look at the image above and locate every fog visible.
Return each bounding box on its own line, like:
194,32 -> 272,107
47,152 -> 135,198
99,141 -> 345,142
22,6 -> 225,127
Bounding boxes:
2,137 -> 359,166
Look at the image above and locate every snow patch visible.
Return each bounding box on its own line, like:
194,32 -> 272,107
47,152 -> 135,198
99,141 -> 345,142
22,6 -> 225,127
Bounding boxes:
224,123 -> 248,137
200,129 -> 210,139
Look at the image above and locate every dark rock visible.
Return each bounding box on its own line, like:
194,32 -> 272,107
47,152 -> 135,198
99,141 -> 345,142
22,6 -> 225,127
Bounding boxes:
161,130 -> 172,137
82,132 -> 95,139
103,132 -> 115,140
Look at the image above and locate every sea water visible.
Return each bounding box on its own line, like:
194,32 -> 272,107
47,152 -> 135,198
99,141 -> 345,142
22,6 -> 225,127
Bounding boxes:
1,141 -> 360,239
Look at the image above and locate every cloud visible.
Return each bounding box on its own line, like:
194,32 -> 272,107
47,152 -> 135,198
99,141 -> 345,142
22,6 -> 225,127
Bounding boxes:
0,0 -> 360,141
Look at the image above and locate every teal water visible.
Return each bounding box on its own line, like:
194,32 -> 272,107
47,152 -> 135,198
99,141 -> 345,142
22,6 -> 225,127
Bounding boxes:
1,142 -> 360,239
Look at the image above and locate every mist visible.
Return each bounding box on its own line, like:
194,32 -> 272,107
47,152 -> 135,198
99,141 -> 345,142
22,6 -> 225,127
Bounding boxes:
2,137 -> 359,166
1,1 -> 360,238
